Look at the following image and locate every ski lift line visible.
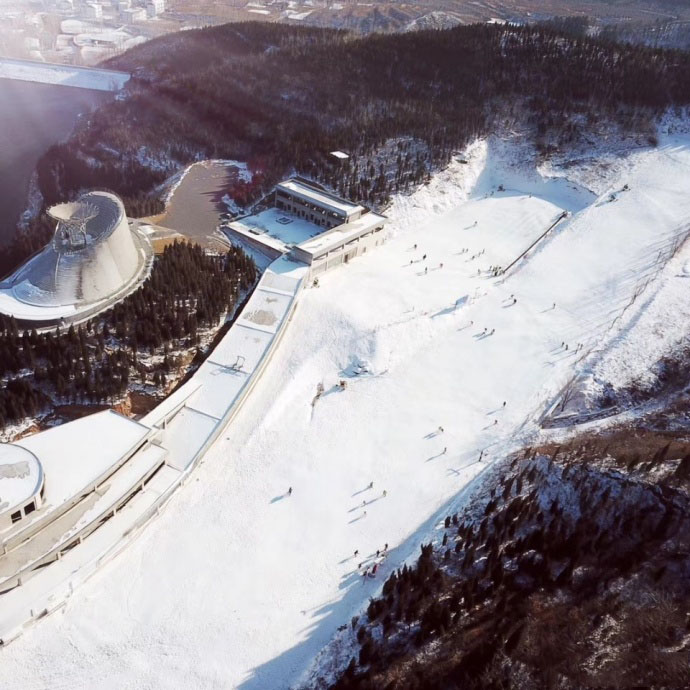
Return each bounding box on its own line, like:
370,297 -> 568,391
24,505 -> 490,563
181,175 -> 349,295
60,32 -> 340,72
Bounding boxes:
501,211 -> 568,277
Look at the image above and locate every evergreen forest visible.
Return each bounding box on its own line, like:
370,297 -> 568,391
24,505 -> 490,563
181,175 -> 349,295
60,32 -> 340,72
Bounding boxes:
0,241 -> 256,431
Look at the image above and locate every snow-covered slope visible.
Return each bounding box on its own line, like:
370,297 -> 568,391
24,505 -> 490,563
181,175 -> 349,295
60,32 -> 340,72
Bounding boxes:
2,133 -> 690,689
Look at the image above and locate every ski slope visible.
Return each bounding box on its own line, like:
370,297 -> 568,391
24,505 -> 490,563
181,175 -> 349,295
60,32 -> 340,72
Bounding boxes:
2,134 -> 690,689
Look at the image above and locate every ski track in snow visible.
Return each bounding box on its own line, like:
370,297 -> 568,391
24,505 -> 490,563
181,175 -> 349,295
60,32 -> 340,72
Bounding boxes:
2,133 -> 690,689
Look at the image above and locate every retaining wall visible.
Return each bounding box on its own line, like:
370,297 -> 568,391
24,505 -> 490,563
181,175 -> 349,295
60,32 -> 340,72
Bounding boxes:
0,58 -> 130,92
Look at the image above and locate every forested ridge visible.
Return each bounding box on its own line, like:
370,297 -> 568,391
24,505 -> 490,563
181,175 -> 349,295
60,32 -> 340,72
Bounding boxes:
0,242 -> 256,431
4,21 -> 690,278
323,430 -> 690,690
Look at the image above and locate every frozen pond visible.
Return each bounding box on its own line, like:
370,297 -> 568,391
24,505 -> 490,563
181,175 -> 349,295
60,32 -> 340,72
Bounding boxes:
158,160 -> 249,249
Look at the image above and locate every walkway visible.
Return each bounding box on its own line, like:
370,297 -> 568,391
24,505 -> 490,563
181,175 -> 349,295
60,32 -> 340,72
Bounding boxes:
0,254 -> 307,644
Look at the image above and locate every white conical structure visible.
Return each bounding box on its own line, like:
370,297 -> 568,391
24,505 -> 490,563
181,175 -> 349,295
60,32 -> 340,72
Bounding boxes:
0,191 -> 152,326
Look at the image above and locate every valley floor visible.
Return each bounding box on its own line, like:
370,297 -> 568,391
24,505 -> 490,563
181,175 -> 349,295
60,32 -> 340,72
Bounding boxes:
1,133 -> 690,689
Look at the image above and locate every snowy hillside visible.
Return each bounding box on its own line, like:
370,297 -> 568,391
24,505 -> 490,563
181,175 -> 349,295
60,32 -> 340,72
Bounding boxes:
1,132 -> 690,689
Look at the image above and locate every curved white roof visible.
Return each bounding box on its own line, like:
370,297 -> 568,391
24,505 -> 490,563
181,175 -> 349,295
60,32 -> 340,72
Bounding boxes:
0,444 -> 43,517
276,179 -> 364,217
0,191 -> 151,324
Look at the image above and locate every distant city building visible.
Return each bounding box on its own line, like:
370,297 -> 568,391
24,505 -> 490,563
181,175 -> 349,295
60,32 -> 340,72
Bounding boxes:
23,37 -> 40,52
56,0 -> 75,13
146,0 -> 165,17
83,2 -> 103,20
0,191 -> 152,327
120,7 -> 147,22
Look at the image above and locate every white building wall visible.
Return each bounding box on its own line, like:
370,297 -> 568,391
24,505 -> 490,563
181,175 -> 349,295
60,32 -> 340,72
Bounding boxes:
307,225 -> 385,279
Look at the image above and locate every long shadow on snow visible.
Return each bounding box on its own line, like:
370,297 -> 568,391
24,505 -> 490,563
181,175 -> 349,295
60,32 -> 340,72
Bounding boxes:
237,461 -> 496,690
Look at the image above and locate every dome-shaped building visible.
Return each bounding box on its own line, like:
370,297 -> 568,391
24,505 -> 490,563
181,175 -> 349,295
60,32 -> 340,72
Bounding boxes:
0,191 -> 152,327
0,443 -> 44,533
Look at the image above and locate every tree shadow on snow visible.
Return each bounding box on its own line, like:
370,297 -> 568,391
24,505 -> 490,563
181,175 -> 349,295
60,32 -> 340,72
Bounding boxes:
270,494 -> 287,504
237,463 -> 495,690
425,451 -> 447,462
347,513 -> 366,524
431,304 -> 459,319
347,495 -> 383,513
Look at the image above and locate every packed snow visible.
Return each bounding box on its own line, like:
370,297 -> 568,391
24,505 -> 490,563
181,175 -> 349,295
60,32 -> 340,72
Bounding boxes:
565,236 -> 690,414
230,208 -> 324,248
16,411 -> 149,513
2,133 -> 690,689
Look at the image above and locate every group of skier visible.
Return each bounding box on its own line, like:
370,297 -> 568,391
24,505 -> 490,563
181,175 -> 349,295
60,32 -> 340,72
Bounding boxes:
358,542 -> 389,581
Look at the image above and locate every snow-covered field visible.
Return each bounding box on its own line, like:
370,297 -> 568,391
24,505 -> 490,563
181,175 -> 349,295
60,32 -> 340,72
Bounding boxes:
2,133 -> 690,689
553,224 -> 690,418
